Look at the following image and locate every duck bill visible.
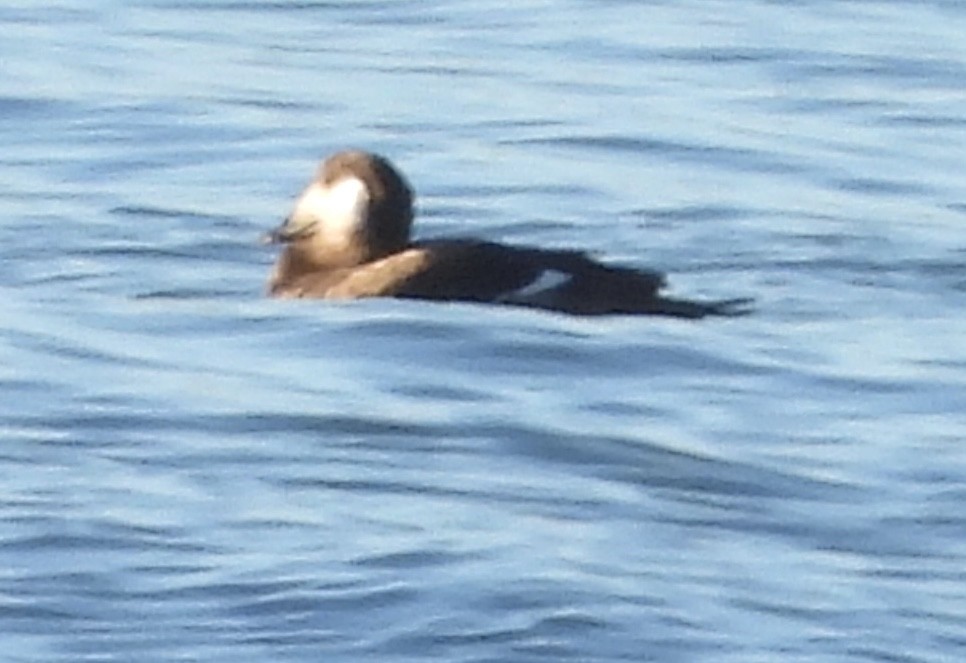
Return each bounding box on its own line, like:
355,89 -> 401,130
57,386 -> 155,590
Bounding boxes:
261,222 -> 288,245
261,218 -> 316,245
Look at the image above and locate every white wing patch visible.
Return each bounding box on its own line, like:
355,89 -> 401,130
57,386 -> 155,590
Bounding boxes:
502,269 -> 572,302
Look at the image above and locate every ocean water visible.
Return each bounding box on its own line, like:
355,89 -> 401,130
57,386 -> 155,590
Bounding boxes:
2,1 -> 965,661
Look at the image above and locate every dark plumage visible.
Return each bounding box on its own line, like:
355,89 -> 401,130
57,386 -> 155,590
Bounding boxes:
265,150 -> 751,318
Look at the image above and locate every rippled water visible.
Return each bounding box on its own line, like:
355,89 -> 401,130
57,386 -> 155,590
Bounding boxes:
2,1 -> 965,661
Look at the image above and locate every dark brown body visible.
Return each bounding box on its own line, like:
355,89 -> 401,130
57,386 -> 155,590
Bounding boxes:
267,150 -> 751,318
269,238 -> 750,318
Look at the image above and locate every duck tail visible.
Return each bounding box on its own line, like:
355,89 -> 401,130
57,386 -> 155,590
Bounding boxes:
646,296 -> 755,319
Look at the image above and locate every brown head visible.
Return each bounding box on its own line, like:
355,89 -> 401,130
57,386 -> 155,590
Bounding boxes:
265,150 -> 415,270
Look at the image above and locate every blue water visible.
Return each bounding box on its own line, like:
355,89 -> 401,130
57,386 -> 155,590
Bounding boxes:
2,1 -> 965,661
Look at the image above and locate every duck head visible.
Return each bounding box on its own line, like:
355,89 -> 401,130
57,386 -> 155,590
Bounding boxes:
266,150 -> 414,268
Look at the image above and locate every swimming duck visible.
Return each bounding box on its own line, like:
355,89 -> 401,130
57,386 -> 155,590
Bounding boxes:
265,150 -> 751,318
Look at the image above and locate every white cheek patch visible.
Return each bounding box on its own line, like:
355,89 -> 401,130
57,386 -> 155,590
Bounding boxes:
504,269 -> 572,302
290,177 -> 370,240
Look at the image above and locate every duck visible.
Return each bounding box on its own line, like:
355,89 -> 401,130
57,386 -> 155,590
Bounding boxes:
264,150 -> 752,318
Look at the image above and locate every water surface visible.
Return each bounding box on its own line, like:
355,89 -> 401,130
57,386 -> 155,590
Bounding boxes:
2,1 -> 965,661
